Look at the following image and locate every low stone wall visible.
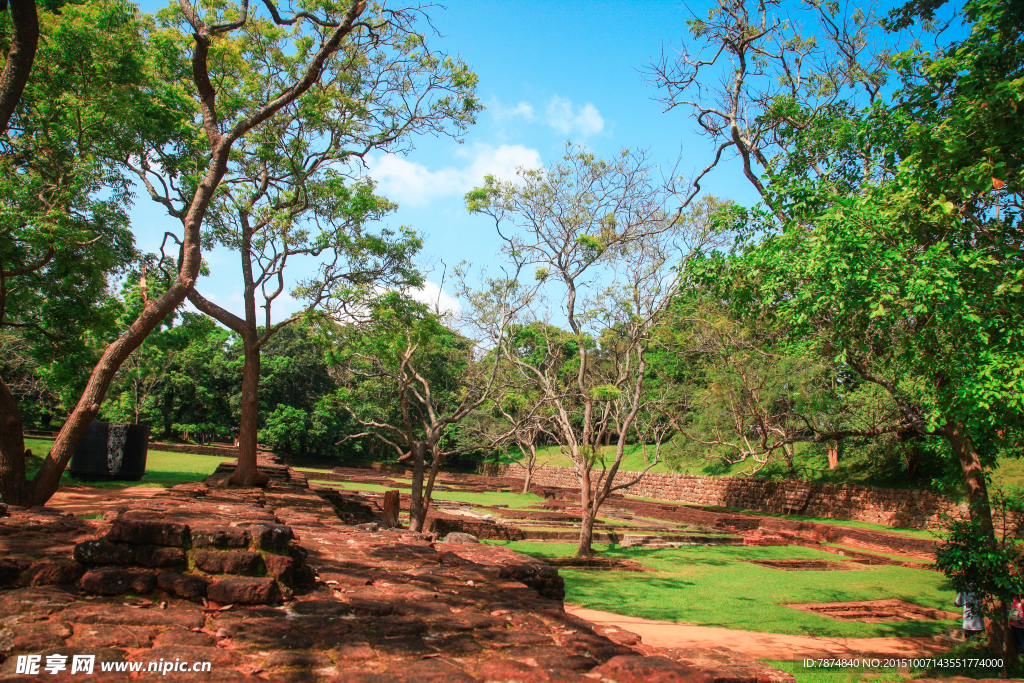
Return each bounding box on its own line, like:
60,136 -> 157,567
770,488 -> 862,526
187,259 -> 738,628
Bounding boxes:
427,517 -> 526,542
149,442 -> 239,457
482,462 -> 1021,533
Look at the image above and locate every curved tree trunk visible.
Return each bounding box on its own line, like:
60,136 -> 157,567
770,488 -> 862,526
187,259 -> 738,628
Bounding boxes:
575,461 -> 595,557
948,421 -> 995,538
521,465 -> 534,494
0,0 -> 39,135
576,505 -> 596,558
408,441 -> 426,532
229,338 -> 269,487
27,138 -> 230,506
946,420 -> 1008,657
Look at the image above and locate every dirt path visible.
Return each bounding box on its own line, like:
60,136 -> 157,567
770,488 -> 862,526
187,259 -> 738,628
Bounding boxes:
565,604 -> 952,660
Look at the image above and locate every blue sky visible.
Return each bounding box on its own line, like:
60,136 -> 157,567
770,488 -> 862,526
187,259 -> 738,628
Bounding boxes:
127,0 -> 806,321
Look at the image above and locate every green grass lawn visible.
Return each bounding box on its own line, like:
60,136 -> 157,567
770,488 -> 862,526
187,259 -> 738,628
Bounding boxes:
484,540 -> 958,639
24,438 -> 227,489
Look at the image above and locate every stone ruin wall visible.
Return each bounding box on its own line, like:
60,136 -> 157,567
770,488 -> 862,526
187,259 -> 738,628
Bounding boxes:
481,462 -> 1022,533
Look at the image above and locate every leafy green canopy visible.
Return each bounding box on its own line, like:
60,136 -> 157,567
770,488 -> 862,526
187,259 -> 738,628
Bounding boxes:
1,0 -> 191,382
696,0 -> 1024,453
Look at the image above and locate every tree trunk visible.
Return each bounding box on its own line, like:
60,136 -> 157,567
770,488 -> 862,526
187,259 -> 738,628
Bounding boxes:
827,441 -> 839,470
27,138 -> 233,506
947,421 -> 1006,656
947,421 -> 995,538
421,445 -> 443,522
577,504 -> 596,558
575,461 -> 595,557
521,468 -> 533,494
408,441 -> 426,532
0,376 -> 29,505
521,443 -> 537,494
229,338 -> 269,487
0,0 -> 39,135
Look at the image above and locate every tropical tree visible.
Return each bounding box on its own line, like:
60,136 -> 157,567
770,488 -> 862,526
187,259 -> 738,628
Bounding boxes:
466,382 -> 555,494
465,147 -> 717,556
329,295 -> 512,532
2,0 -> 452,506
0,0 -> 187,505
655,0 -> 1024,652
137,7 -> 480,484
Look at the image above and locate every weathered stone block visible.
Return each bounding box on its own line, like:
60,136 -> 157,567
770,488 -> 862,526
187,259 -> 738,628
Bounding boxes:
73,539 -> 137,565
156,572 -> 209,600
107,519 -> 189,547
190,525 -> 251,548
80,568 -> 157,595
263,554 -> 294,582
247,524 -> 294,551
135,545 -> 187,569
442,532 -> 479,544
193,550 -> 263,575
24,560 -> 85,587
207,577 -> 279,605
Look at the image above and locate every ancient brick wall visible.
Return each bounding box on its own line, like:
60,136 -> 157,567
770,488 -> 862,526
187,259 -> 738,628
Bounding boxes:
482,462 -> 1021,533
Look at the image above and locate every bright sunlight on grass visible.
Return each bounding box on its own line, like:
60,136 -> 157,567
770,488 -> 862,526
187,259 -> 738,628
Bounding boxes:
484,540 -> 957,639
25,438 -> 227,489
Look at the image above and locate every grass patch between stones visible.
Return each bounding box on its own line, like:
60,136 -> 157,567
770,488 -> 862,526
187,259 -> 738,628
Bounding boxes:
483,540 -> 957,639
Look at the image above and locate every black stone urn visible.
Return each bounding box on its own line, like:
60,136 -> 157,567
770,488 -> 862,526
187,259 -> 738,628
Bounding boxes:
69,422 -> 150,481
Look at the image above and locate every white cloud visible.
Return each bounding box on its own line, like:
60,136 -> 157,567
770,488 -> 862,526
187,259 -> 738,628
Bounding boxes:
490,98 -> 536,123
544,95 -> 605,137
366,143 -> 542,207
409,280 -> 461,315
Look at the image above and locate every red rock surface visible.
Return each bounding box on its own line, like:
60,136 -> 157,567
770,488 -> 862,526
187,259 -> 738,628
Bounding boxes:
0,473 -> 794,683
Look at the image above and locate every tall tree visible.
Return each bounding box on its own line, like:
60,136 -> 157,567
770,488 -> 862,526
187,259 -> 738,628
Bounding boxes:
0,0 -> 183,505
4,0 -> 423,506
331,295 -> 512,532
466,147 -> 716,556
139,9 -> 480,485
655,0 -> 1024,652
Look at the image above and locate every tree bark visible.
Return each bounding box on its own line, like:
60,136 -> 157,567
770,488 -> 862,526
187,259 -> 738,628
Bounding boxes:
229,338 -> 269,487
520,442 -> 536,494
577,505 -> 596,558
421,444 -> 442,522
0,0 -> 38,135
408,441 -> 426,532
946,420 -> 1009,657
0,377 -> 28,505
947,421 -> 995,538
576,461 -> 595,557
521,458 -> 535,494
827,441 -> 839,470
